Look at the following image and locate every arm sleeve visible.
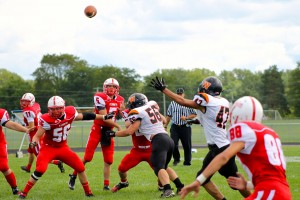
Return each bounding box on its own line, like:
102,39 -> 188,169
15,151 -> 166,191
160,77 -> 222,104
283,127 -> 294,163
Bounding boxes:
82,113 -> 97,120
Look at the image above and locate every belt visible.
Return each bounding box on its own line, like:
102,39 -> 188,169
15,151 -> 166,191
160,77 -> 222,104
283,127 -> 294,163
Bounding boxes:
172,124 -> 187,127
137,145 -> 151,149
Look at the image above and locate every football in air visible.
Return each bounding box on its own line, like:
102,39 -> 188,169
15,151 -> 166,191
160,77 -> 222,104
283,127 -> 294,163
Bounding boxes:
84,5 -> 97,18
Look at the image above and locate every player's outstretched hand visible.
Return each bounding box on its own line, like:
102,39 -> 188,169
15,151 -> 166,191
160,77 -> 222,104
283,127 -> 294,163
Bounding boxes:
150,76 -> 166,91
105,130 -> 116,137
104,112 -> 115,120
179,181 -> 201,200
227,172 -> 248,190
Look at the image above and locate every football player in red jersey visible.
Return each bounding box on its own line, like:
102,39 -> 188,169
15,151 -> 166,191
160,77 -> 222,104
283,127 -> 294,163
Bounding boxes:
20,93 -> 65,173
18,96 -> 114,199
69,78 -> 124,191
179,96 -> 292,200
0,107 -> 29,195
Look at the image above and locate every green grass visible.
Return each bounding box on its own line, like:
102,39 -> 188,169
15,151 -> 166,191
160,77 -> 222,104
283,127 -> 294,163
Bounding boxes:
1,146 -> 299,199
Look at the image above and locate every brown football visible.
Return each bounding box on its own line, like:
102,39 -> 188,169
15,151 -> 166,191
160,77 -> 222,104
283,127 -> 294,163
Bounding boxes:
84,5 -> 97,18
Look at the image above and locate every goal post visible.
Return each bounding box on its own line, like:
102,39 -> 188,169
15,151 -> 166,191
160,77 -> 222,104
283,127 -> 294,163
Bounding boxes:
263,110 -> 282,120
11,110 -> 27,158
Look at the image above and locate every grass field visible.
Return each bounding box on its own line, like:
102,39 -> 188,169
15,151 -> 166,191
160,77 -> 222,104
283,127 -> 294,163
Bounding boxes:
2,119 -> 300,199
0,146 -> 299,200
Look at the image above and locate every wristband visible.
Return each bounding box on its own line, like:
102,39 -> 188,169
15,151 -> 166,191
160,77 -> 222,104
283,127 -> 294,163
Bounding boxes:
196,174 -> 207,185
246,181 -> 254,190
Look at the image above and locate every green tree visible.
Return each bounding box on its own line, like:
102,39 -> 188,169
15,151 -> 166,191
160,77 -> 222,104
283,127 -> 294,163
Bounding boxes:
0,69 -> 34,112
32,53 -> 88,111
220,69 -> 262,104
261,65 -> 290,116
89,65 -> 141,101
286,64 -> 300,117
144,68 -> 215,115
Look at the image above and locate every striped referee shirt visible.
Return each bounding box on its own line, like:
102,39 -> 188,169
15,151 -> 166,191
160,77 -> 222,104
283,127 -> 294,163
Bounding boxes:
166,101 -> 197,126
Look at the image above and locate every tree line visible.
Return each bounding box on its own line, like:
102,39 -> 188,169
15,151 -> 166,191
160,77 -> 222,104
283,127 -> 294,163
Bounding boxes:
1,53 -> 299,118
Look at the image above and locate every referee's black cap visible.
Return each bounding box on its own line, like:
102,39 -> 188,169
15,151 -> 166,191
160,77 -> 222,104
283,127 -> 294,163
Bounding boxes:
176,88 -> 184,94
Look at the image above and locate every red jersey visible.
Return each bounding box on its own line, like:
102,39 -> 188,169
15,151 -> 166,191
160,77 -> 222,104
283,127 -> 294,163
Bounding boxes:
228,121 -> 288,187
39,106 -> 77,147
22,102 -> 41,133
93,92 -> 124,126
0,109 -> 10,145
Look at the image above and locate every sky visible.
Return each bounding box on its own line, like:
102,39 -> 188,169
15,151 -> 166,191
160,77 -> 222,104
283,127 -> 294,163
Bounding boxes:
1,0 -> 300,80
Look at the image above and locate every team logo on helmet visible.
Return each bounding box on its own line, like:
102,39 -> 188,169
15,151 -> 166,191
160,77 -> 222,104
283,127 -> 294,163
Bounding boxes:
202,81 -> 212,90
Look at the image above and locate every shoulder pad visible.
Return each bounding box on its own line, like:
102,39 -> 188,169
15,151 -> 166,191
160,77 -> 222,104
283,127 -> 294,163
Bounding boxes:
95,92 -> 107,99
116,95 -> 125,101
128,109 -> 139,116
65,106 -> 76,115
198,93 -> 209,103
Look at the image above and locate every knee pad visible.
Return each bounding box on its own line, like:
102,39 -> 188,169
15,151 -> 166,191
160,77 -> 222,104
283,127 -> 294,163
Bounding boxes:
31,171 -> 43,180
0,166 -> 9,173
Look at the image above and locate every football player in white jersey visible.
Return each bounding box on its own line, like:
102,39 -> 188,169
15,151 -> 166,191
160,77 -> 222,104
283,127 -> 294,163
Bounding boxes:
104,93 -> 185,198
179,96 -> 291,200
151,76 -> 251,200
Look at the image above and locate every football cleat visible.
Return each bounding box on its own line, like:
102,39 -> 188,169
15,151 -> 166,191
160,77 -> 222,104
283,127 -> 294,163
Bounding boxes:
103,185 -> 110,191
18,192 -> 27,199
68,174 -> 77,190
20,166 -> 30,173
160,189 -> 175,198
58,161 -> 65,173
158,185 -> 164,191
12,187 -> 19,195
85,193 -> 94,197
111,181 -> 129,193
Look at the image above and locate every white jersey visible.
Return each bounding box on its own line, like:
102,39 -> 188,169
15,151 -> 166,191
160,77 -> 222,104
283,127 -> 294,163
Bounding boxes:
193,93 -> 230,148
127,100 -> 167,141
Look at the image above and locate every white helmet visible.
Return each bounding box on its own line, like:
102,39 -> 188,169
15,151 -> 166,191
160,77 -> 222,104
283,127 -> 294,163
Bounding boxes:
103,78 -> 120,96
20,93 -> 35,109
47,96 -> 65,118
230,96 -> 263,125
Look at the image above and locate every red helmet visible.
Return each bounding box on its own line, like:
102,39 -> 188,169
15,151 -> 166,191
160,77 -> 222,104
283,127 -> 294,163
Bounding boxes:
103,78 -> 120,96
20,93 -> 35,109
47,96 -> 65,119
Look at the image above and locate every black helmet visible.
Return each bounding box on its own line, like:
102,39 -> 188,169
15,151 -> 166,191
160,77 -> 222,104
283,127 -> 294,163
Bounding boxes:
127,93 -> 148,109
198,76 -> 223,96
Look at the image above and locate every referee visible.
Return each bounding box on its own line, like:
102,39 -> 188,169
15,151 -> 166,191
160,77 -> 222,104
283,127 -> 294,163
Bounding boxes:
165,88 -> 197,166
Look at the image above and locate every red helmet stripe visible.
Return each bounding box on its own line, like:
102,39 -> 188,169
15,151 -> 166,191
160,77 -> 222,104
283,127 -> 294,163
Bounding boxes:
250,96 -> 256,121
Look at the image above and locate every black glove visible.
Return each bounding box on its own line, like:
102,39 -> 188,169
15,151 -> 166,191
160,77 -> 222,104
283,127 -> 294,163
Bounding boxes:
29,141 -> 37,149
101,126 -> 112,146
186,119 -> 200,125
104,112 -> 115,120
150,76 -> 166,91
105,130 -> 116,137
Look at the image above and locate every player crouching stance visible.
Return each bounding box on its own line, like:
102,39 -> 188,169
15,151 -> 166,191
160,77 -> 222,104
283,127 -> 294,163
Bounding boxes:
19,96 -> 114,199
